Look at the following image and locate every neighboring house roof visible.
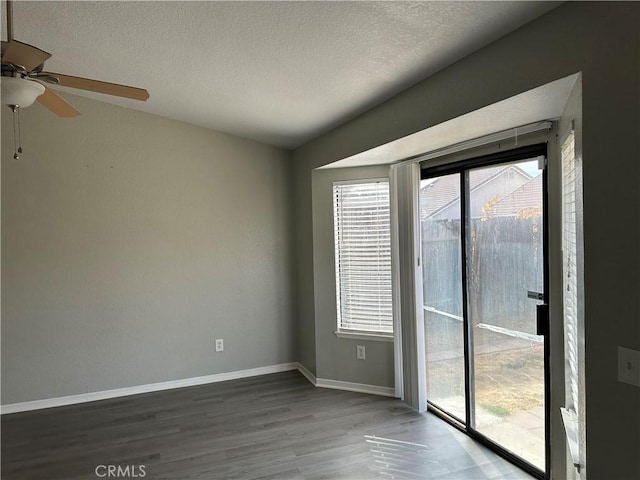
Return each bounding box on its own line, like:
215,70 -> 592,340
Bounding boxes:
420,165 -> 531,220
493,174 -> 543,217
420,175 -> 460,219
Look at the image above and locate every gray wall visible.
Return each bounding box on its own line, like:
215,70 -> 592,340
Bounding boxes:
312,166 -> 394,386
1,93 -> 295,405
292,2 -> 639,478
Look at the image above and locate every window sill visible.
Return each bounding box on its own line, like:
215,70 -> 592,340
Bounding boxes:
334,331 -> 394,342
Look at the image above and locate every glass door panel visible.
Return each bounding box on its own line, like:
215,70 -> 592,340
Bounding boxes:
467,160 -> 545,469
421,151 -> 548,476
420,173 -> 466,421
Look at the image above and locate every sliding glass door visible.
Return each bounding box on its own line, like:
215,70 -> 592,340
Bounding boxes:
421,173 -> 466,421
421,145 -> 548,477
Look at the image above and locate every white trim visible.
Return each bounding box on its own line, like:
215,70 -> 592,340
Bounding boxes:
297,363 -> 396,398
390,120 -> 553,169
3,362 -> 398,415
1,363 -> 298,415
334,330 -> 393,342
559,118 -> 575,146
332,177 -> 389,186
315,378 -> 397,397
390,165 -> 404,400
297,363 -> 317,385
391,163 -> 426,412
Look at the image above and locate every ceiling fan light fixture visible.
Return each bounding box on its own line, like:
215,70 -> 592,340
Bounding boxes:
1,76 -> 45,108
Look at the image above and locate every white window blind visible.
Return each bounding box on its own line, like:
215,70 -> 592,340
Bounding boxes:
562,130 -> 579,413
334,180 -> 393,334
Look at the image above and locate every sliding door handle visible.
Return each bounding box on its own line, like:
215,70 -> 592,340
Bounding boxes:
528,290 -> 545,301
536,304 -> 549,337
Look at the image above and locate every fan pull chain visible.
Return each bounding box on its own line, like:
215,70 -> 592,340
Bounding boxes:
11,106 -> 20,160
17,107 -> 23,155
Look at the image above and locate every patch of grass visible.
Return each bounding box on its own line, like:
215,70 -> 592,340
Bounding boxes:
503,359 -> 526,369
480,403 -> 510,417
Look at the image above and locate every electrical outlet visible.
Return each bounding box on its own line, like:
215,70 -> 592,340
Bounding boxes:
356,345 -> 366,360
618,347 -> 640,387
215,338 -> 224,352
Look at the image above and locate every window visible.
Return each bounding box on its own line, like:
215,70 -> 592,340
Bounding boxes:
561,128 -> 582,471
562,130 -> 579,414
333,180 -> 393,334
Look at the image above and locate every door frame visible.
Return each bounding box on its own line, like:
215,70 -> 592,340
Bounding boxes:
420,143 -> 550,479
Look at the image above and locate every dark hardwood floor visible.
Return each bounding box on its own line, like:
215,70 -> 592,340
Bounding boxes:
1,371 -> 533,479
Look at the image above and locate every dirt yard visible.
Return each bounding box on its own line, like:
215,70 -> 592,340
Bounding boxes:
427,341 -> 544,415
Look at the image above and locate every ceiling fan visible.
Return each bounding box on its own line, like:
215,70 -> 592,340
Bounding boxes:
1,0 -> 149,158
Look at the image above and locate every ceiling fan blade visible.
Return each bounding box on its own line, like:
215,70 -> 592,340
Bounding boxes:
41,72 -> 149,101
37,87 -> 81,118
2,40 -> 51,71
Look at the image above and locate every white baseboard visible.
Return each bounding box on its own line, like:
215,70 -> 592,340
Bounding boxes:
295,363 -> 396,398
1,362 -> 298,415
315,378 -> 396,397
296,362 -> 317,385
3,362 -> 396,414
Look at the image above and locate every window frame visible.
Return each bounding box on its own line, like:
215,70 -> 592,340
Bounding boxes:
333,178 -> 394,339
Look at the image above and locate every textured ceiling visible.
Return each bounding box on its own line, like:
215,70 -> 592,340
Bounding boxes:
2,1 -> 560,148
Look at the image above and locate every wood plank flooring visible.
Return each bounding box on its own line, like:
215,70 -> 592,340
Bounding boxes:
1,371 -> 533,479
